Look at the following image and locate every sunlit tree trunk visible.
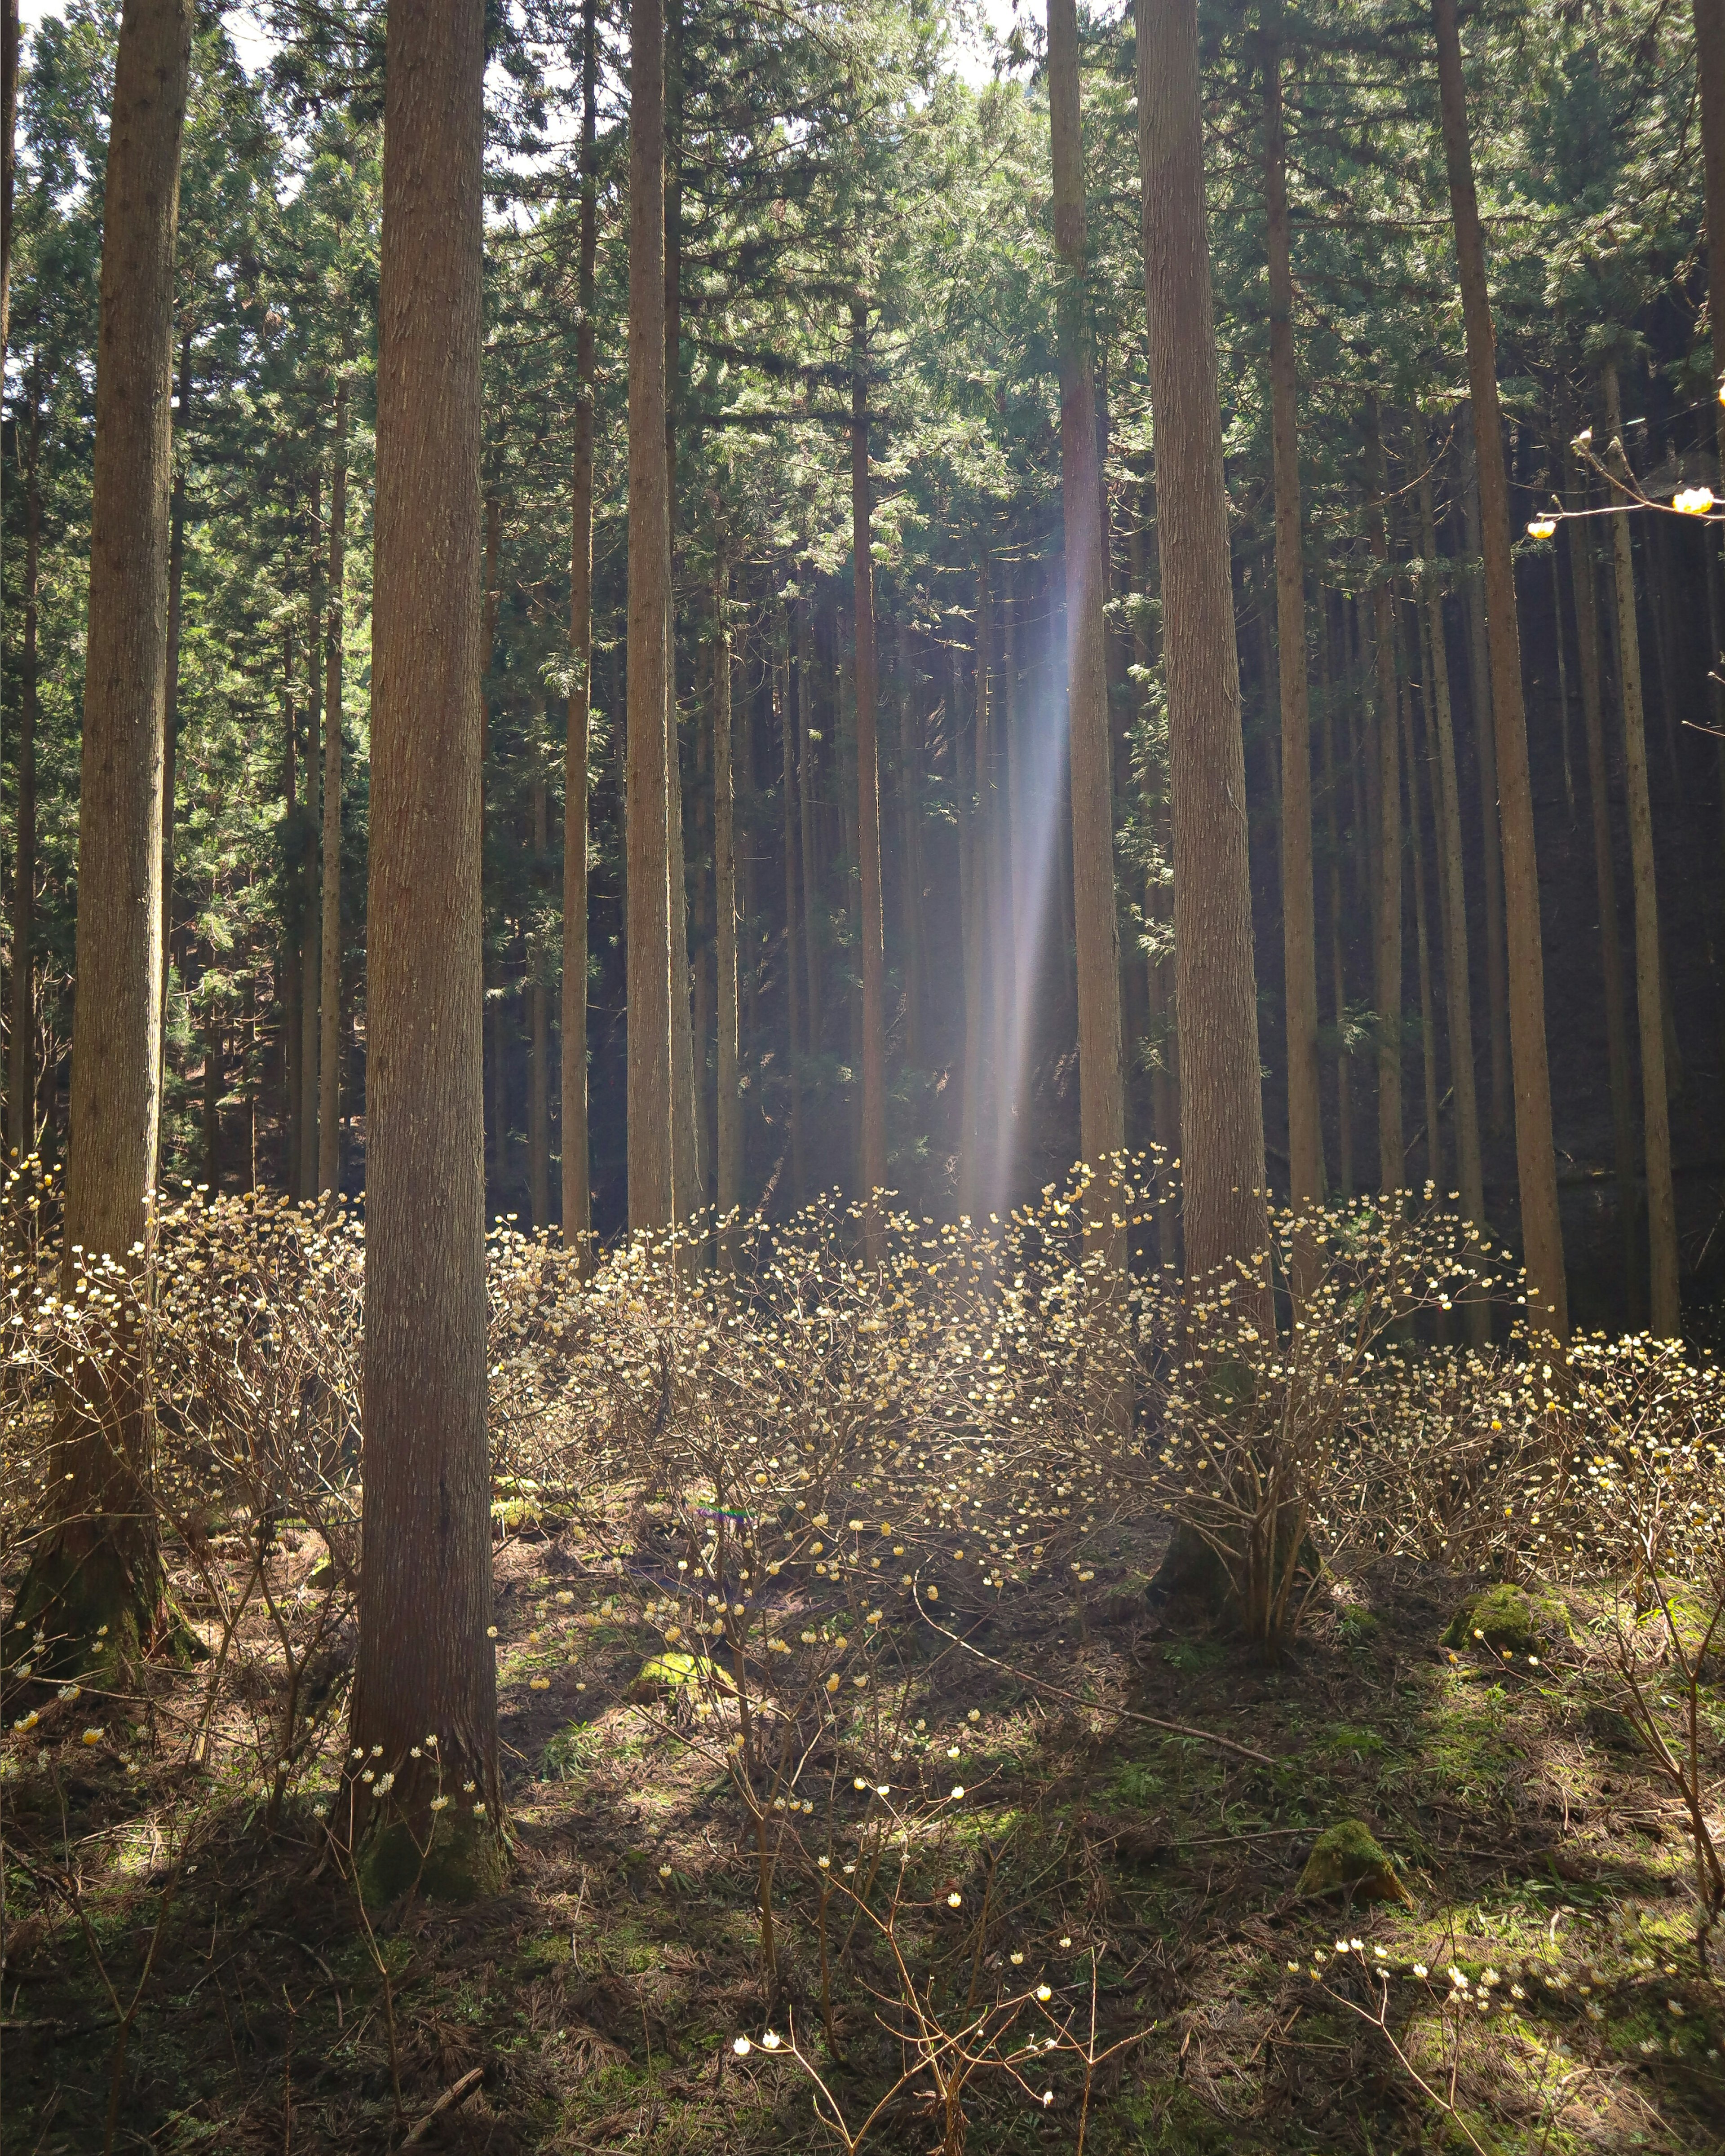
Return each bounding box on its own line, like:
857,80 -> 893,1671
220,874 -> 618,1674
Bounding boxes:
1456,406 -> 1510,1137
562,0 -> 597,1255
283,623 -> 301,1182
625,0 -> 674,1231
780,637 -> 805,1206
1139,0 -> 1268,1293
1401,652 -> 1441,1195
1364,397 -> 1403,1197
1318,592 -> 1353,1198
796,596 -> 821,1056
298,479 -> 323,1201
1,0 -> 16,365
349,0 -> 499,1882
14,0 -> 193,1678
1051,0 -> 1126,1250
713,551 -> 741,1257
318,367 -> 347,1199
161,331 -> 190,1085
852,299 -> 886,1250
897,652 -> 923,1068
1432,0 -> 1567,1335
1601,366 -> 1680,1337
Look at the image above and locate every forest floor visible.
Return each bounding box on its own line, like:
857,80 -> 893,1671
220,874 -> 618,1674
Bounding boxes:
3,1512 -> 1722,2156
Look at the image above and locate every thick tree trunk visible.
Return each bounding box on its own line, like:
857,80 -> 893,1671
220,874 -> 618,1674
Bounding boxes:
13,0 -> 193,1679
1698,0 -> 1725,467
1432,0 -> 1567,1336
1263,2 -> 1323,1212
1051,0 -> 1126,1247
1418,468 -> 1485,1247
1601,368 -> 1680,1336
1457,407 -> 1510,1136
8,380 -> 40,1162
713,554 -> 741,1254
349,0 -> 499,1887
1562,446 -> 1639,1312
625,0 -> 674,1231
852,299 -> 886,1249
318,369 -> 347,1199
1365,397 -> 1403,1197
562,0 -> 597,1254
1140,0 -> 1268,1292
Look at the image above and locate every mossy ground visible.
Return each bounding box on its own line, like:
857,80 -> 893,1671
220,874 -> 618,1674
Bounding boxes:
2,1529 -> 1721,2155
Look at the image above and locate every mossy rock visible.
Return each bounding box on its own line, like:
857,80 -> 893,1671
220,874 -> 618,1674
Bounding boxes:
1296,1820 -> 1412,1907
1441,1582 -> 1564,1657
627,1650 -> 734,1701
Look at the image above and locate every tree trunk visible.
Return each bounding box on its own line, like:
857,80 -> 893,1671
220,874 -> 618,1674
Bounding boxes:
161,330 -> 190,1095
625,0 -> 673,1232
2,0 -> 17,365
561,0 -> 597,1255
1432,0 -> 1568,1336
1562,444 -> 1639,1315
796,596 -> 821,1057
202,997 -> 221,1187
780,639 -> 805,1206
1697,0 -> 1725,470
283,622 -> 301,1184
1418,468 -> 1485,1248
1051,0 -> 1126,1248
1401,651 -> 1442,1194
8,377 -> 40,1162
1601,368 -> 1680,1336
318,368 -> 347,1199
349,0 -> 499,1886
956,631 -> 985,1217
1263,0 -> 1323,1212
1457,406 -> 1510,1137
1318,592 -> 1353,1198
713,552 -> 741,1255
528,745 -> 551,1231
1365,397 -> 1403,1197
299,481 -> 323,1201
852,298 -> 886,1249
897,655 -> 923,1068
13,0 -> 193,1679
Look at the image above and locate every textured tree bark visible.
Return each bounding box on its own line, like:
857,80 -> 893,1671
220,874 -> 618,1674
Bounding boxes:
1698,0 -> 1725,468
298,481 -> 323,1201
561,0 -> 597,1255
1139,0 -> 1268,1294
529,746 -> 551,1231
1456,406 -> 1510,1137
1263,2 -> 1323,1214
1432,0 -> 1567,1336
1562,447 -> 1638,1314
713,554 -> 741,1256
779,641 -> 805,1206
852,299 -> 886,1250
796,597 -> 821,1058
1,0 -> 16,366
1051,0 -> 1125,1248
1364,397 -> 1403,1197
318,368 -> 347,1199
1318,593 -> 1353,1198
625,0 -> 674,1232
13,0 -> 193,1678
349,0 -> 499,1888
956,628 -> 985,1219
283,623 -> 301,1182
8,378 -> 40,1162
202,1001 -> 221,1187
161,330 -> 190,1080
896,656 -> 923,1069
1601,369 -> 1680,1336
1401,653 -> 1442,1194
1418,469 -> 1485,1250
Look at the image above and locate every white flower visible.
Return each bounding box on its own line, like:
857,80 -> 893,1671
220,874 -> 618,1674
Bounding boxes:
761,2030 -> 782,2050
733,2036 -> 752,2055
951,1785 -> 966,1800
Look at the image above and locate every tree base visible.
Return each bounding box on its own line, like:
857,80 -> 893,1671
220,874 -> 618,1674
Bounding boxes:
6,1533 -> 171,1686
358,1809 -> 510,1906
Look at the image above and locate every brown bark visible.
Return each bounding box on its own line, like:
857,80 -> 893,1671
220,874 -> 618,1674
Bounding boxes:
2,0 -> 16,366
956,628 -> 985,1218
283,622 -> 301,1181
1052,0 -> 1126,1245
713,553 -> 741,1253
625,0 -> 673,1232
561,0 -> 597,1254
15,0 -> 193,1675
1264,2 -> 1322,1211
1318,592 -> 1353,1198
299,480 -> 323,1200
1140,0 -> 1269,1292
780,640 -> 805,1205
796,596 -> 821,1053
8,377 -> 40,1162
1601,369 -> 1680,1336
1401,648 -> 1442,1193
349,0 -> 499,1878
1418,467 -> 1485,1244
897,655 -> 923,1068
528,742 -> 551,1231
161,330 -> 190,1072
318,367 -> 347,1199
1364,398 -> 1403,1196
1562,445 -> 1638,1312
852,299 -> 886,1247
202,998 -> 221,1187
1432,0 -> 1567,1335
1456,409 -> 1510,1136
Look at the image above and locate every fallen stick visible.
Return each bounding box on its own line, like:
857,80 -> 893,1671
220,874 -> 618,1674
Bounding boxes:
400,2065 -> 484,2146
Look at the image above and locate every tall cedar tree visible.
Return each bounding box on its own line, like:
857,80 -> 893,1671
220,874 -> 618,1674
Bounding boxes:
348,0 -> 501,1881
1047,0 -> 1125,1247
318,366 -> 347,1197
853,296 -> 887,1253
1138,0 -> 1269,1290
1431,0 -> 1567,1335
10,0 -> 193,1679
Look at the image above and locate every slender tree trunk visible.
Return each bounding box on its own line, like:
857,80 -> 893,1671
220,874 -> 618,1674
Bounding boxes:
780,641 -> 805,1206
202,997 -> 221,1187
1,0 -> 16,366
160,330 -> 190,1092
1139,0 -> 1269,1291
897,658 -> 923,1068
1432,0 -> 1567,1335
8,381 -> 40,1163
713,552 -> 741,1255
1319,592 -> 1353,1198
1549,533 -> 1576,822
349,0 -> 499,1878
625,0 -> 673,1232
956,631 -> 985,1217
852,299 -> 886,1248
1418,469 -> 1485,1249
561,0 -> 597,1255
318,369 -> 347,1198
1365,398 -> 1403,1196
299,482 -> 323,1200
1263,3 -> 1322,1212
796,596 -> 821,1056
1563,445 -> 1639,1312
528,744 -> 551,1230
1051,0 -> 1126,1247
1402,654 -> 1442,1193
13,0 -> 193,1677
283,623 -> 301,1184
1457,407 -> 1510,1137
1601,368 -> 1680,1336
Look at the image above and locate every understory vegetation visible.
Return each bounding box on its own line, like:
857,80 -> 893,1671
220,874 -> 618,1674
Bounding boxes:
3,1164 -> 1721,2153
